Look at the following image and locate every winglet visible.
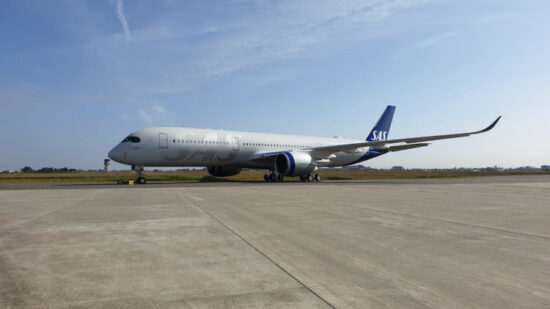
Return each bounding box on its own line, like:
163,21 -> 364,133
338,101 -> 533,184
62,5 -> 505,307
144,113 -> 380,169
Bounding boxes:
477,116 -> 501,133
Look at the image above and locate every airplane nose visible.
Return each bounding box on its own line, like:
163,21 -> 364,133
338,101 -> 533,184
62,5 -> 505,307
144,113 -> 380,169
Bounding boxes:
108,145 -> 124,163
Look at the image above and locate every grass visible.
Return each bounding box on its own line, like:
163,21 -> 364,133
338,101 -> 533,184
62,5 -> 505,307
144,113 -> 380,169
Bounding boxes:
0,170 -> 547,184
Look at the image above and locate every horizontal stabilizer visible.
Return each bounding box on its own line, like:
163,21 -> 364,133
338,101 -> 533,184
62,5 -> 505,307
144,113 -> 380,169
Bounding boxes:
388,143 -> 429,152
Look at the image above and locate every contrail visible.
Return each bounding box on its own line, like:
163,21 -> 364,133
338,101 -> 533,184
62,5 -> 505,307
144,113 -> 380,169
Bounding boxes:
115,0 -> 131,41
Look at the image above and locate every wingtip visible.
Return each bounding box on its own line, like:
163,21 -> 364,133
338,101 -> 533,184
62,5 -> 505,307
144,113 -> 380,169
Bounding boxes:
481,116 -> 501,132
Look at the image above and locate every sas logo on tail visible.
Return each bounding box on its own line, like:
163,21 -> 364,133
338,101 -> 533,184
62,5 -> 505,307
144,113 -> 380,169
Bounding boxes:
371,130 -> 388,141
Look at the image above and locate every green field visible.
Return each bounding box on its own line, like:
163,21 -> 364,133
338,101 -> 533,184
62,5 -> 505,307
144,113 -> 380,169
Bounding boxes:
0,170 -> 547,184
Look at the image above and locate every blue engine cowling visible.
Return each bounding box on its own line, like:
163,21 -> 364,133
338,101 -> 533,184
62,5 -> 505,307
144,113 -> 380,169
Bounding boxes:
275,152 -> 316,177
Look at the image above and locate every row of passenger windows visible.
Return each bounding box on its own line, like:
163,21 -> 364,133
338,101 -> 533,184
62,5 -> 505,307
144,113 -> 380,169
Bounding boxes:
243,143 -> 312,148
172,139 -> 311,148
173,139 -> 229,144
171,139 -> 311,148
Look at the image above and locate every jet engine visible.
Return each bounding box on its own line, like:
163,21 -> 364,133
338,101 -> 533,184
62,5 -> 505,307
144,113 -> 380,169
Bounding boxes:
275,152 -> 316,177
207,166 -> 241,177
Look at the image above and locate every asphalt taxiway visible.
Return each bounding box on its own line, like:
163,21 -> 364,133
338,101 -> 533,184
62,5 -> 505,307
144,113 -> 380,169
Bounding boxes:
1,175 -> 549,308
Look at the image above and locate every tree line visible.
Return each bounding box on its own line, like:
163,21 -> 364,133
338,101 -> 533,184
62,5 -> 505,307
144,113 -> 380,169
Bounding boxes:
20,166 -> 78,173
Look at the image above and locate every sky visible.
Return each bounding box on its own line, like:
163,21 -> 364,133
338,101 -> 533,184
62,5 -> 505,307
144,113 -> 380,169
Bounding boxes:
1,0 -> 549,171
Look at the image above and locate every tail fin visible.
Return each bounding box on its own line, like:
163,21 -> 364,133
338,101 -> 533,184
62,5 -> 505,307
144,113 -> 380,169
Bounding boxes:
367,105 -> 396,141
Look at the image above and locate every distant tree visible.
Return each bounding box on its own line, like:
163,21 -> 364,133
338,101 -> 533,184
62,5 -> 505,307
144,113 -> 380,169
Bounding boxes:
21,166 -> 34,173
34,167 -> 79,173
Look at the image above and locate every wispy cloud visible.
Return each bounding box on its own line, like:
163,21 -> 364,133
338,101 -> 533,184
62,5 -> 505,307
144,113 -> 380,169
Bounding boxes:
473,13 -> 516,25
138,110 -> 152,124
88,0 -> 429,95
152,102 -> 165,113
413,31 -> 457,49
115,0 -> 131,41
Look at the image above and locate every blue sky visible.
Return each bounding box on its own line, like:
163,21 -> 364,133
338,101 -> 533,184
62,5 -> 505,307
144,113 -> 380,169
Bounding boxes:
1,0 -> 549,170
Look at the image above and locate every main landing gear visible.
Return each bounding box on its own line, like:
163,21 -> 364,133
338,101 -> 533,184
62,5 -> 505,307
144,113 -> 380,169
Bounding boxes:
135,166 -> 147,184
300,173 -> 321,182
263,172 -> 321,182
264,173 -> 284,182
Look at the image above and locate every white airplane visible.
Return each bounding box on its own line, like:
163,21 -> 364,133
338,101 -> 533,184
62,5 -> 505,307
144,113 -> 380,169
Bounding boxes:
108,106 -> 501,184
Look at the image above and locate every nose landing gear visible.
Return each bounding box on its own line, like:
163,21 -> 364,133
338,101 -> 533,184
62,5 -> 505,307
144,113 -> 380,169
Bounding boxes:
135,166 -> 147,184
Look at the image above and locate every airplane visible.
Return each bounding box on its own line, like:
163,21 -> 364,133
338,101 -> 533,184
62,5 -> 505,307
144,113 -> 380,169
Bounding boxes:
108,106 -> 501,184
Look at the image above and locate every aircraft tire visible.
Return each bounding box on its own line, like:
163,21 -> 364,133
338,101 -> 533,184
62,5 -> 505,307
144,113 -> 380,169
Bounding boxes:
136,177 -> 147,185
314,174 -> 321,182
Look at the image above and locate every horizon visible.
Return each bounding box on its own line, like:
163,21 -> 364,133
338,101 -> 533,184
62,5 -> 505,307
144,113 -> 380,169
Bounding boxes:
6,165 -> 548,173
1,1 -> 549,171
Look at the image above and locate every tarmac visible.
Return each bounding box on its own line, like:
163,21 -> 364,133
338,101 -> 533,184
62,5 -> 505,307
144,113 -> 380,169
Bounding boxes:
1,175 -> 549,308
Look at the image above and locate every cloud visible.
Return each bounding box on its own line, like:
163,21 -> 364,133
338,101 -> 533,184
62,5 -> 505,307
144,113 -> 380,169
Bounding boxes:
115,0 -> 131,41
473,13 -> 516,25
413,31 -> 457,49
84,0 -> 428,96
152,102 -> 165,113
138,110 -> 152,124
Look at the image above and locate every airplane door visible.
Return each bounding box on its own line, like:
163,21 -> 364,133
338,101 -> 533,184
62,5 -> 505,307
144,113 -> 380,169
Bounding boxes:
231,136 -> 240,151
159,133 -> 168,149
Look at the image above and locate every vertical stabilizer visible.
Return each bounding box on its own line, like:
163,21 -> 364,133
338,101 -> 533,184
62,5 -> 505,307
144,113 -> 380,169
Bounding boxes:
367,105 -> 396,141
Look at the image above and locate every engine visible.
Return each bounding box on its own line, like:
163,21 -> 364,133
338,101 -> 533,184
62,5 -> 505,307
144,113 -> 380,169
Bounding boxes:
274,152 -> 316,177
207,166 -> 241,177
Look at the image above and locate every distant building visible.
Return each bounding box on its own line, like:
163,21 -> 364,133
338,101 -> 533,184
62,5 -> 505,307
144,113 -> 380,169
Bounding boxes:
391,166 -> 405,171
358,165 -> 377,171
542,165 -> 550,170
513,166 -> 538,171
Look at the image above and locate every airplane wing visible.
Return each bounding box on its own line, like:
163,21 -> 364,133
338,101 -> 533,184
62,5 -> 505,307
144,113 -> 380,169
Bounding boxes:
247,116 -> 500,166
312,116 -> 501,154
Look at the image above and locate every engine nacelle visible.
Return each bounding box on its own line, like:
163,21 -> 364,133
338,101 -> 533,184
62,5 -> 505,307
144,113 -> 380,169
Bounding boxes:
275,152 -> 316,177
207,166 -> 241,177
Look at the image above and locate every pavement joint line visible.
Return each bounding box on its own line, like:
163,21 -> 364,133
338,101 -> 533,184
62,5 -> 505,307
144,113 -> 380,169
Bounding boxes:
334,203 -> 550,241
0,191 -> 103,308
0,191 -> 100,233
178,192 -> 336,309
228,188 -> 550,241
169,285 -> 323,305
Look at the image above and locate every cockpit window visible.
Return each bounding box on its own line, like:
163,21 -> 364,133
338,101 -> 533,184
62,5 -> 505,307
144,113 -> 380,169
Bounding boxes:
122,136 -> 141,143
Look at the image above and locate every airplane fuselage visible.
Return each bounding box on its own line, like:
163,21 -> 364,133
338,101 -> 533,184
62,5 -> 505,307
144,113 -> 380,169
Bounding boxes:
108,127 -> 383,168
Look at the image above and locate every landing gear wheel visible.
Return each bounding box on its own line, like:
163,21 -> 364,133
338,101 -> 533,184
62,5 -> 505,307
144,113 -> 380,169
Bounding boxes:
307,174 -> 314,182
314,174 -> 321,182
135,166 -> 146,185
277,174 -> 284,182
300,175 -> 306,182
264,174 -> 269,182
269,173 -> 277,182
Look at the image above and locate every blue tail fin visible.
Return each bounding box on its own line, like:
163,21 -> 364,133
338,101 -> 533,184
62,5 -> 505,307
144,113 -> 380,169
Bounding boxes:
367,105 -> 396,141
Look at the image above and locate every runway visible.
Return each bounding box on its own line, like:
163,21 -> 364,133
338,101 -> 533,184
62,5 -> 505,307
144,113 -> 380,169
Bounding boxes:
1,175 -> 549,308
